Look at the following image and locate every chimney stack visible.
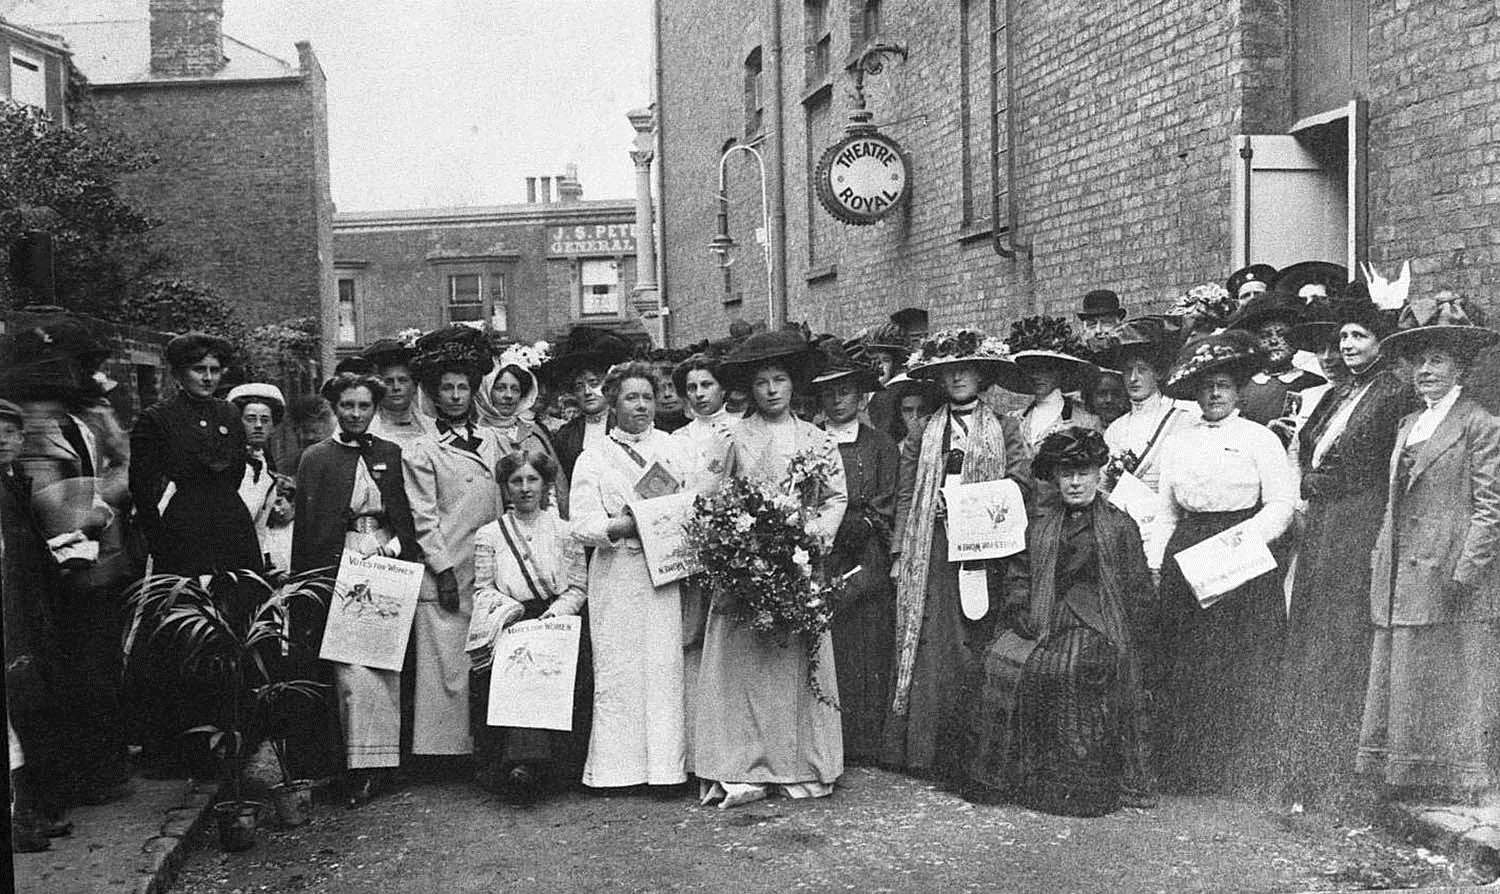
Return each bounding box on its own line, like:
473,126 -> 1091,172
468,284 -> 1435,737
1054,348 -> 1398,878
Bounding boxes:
149,0 -> 226,77
525,177 -> 537,203
557,163 -> 584,203
539,176 -> 553,203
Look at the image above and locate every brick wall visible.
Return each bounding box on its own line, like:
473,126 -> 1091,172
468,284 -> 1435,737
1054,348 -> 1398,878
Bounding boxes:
333,203 -> 641,348
658,0 -> 1500,345
80,68 -> 332,341
1365,0 -> 1500,302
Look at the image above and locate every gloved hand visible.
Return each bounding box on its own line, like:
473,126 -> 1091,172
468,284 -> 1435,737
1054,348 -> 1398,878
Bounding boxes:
436,568 -> 460,612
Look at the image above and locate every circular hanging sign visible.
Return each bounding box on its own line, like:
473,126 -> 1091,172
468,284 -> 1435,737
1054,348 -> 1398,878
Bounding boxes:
814,130 -> 910,225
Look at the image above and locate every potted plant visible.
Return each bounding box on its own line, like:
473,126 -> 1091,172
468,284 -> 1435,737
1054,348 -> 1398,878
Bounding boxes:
123,568 -> 334,850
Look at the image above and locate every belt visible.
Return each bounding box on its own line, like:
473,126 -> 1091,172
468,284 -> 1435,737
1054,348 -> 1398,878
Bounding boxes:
347,514 -> 387,533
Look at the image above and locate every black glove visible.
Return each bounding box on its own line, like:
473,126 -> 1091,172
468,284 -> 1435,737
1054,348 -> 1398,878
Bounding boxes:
436,568 -> 460,612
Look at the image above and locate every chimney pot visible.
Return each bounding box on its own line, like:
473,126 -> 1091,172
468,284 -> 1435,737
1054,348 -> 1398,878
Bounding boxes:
539,177 -> 553,203
525,177 -> 537,203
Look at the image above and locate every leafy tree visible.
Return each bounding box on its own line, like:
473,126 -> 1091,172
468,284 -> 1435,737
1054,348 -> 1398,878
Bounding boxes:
0,100 -> 237,337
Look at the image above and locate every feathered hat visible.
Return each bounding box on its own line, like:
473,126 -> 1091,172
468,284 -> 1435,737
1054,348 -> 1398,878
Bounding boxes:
904,328 -> 1028,392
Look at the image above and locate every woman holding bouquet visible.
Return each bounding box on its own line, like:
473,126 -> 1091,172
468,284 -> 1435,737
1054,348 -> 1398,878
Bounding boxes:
886,329 -> 1031,786
570,361 -> 702,790
695,330 -> 848,808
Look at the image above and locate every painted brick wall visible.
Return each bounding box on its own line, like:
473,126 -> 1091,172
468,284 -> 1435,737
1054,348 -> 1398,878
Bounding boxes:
79,70 -> 332,339
658,0 -> 1500,346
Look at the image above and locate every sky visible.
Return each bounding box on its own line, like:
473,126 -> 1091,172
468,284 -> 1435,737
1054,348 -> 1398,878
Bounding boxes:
222,0 -> 654,212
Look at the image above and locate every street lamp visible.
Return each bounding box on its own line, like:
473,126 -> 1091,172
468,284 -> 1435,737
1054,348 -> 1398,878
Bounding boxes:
709,142 -> 775,329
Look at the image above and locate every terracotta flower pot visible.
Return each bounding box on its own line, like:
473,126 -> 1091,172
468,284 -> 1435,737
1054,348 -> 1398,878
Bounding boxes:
212,800 -> 262,851
269,780 -> 314,828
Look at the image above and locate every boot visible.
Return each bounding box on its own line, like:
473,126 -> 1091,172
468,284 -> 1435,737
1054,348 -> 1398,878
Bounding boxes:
11,768 -> 51,853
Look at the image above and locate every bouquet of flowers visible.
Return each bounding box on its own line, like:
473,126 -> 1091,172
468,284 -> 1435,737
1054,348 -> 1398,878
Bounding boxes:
684,451 -> 848,707
1101,448 -> 1140,491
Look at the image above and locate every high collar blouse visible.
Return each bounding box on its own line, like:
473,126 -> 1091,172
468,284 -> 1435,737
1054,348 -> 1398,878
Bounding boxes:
1147,410 -> 1296,569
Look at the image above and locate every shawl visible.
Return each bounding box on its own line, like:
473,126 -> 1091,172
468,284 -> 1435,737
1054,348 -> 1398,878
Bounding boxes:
1027,501 -> 1150,646
891,404 -> 1016,714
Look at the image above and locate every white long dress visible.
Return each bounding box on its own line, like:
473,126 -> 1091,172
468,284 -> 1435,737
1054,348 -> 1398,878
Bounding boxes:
694,414 -> 848,796
570,427 -> 702,787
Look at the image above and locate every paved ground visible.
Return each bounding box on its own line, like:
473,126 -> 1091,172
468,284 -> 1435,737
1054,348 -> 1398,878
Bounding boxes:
13,776 -> 213,894
170,767 -> 1493,894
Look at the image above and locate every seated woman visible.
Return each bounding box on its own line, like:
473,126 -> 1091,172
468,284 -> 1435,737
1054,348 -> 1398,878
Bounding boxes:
468,448 -> 587,801
963,427 -> 1155,816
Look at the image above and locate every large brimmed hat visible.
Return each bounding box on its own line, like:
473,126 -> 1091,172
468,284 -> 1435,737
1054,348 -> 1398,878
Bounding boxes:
1088,316 -> 1178,374
809,339 -> 884,394
905,328 -> 1028,392
1381,291 -> 1500,361
409,325 -> 493,387
1162,330 -> 1265,400
1272,261 -> 1348,301
1008,315 -> 1100,393
362,338 -> 415,369
717,329 -> 824,391
1225,292 -> 1305,334
862,321 -> 910,356
538,326 -> 631,386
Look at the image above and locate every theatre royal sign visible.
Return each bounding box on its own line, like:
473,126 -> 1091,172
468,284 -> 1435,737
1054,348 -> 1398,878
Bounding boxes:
814,127 -> 910,226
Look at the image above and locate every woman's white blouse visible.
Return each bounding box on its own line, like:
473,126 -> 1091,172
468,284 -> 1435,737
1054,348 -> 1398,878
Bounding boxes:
1148,411 -> 1297,569
570,429 -> 703,552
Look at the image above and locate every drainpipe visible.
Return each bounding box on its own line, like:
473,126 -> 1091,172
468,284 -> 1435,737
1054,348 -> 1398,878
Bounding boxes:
765,0 -> 788,328
652,0 -> 672,345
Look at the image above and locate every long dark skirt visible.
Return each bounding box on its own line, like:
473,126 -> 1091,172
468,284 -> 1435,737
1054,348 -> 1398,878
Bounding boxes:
830,549 -> 894,765
1158,508 -> 1286,795
1271,487 -> 1383,804
881,523 -> 997,783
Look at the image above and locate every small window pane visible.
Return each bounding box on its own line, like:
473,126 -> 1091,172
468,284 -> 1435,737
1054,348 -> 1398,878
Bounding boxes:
580,259 -> 619,316
337,278 -> 357,343
448,273 -> 482,322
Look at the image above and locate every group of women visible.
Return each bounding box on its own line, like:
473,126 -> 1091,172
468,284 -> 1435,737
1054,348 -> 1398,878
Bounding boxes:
115,277 -> 1500,819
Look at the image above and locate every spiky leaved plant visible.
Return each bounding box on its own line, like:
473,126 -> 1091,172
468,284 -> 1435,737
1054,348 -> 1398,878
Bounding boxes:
122,568 -> 335,801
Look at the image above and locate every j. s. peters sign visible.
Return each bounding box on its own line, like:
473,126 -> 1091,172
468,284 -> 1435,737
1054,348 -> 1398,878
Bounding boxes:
814,130 -> 910,225
548,223 -> 639,257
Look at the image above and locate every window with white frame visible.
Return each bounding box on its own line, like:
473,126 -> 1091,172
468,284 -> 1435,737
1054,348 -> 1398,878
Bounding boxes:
447,273 -> 483,322
9,46 -> 45,109
337,277 -> 358,343
579,259 -> 620,316
488,273 -> 508,331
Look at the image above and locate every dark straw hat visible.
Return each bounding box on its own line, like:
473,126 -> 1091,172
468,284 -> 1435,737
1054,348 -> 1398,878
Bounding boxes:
1271,261 -> 1348,301
717,329 -> 823,391
1225,292 -> 1305,334
362,338 -> 415,369
538,326 -> 632,387
1162,330 -> 1265,400
809,339 -> 884,394
1381,291 -> 1500,361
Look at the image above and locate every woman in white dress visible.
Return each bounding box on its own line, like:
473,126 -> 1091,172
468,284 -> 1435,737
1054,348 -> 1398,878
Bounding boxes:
570,361 -> 702,789
695,330 -> 848,808
469,448 -> 587,800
